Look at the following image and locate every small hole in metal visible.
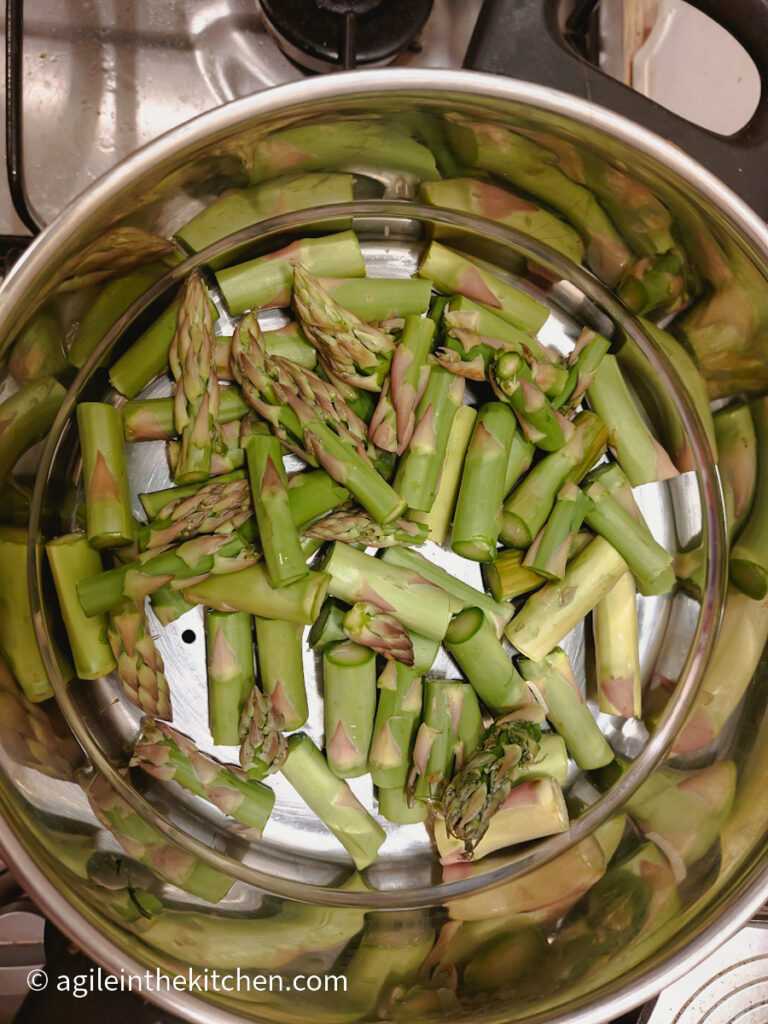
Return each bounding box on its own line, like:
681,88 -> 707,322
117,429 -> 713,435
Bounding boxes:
181,629 -> 196,644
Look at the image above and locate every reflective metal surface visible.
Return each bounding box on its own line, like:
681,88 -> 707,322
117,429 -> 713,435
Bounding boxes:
0,61 -> 765,1024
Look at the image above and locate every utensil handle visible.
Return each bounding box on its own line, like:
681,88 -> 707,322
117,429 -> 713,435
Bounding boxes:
464,0 -> 768,220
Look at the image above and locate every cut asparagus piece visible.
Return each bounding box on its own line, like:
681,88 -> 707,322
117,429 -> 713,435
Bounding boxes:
382,546 -> 512,638
370,315 -> 434,454
77,402 -> 135,548
9,310 -> 67,385
369,660 -> 423,789
254,617 -> 308,731
205,610 -> 255,746
714,402 -> 757,540
343,602 -> 414,664
583,478 -> 675,596
323,640 -> 377,778
46,534 -> 116,680
319,277 -> 433,322
445,608 -> 527,713
122,386 -> 248,443
131,719 -> 274,835
418,241 -> 548,333
238,685 -> 288,779
524,481 -> 590,580
452,402 -> 518,561
322,543 -> 458,641
410,680 -> 483,804
216,324 -> 317,379
392,366 -> 465,512
503,430 -> 536,495
491,351 -> 572,452
442,715 -> 544,855
280,733 -> 385,870
183,563 -> 329,625
108,599 -> 172,720
0,377 -> 66,485
149,583 -> 196,626
216,230 -> 366,315
506,536 -> 628,661
500,410 -> 607,548
519,648 -> 613,769
167,417 -> 246,478
552,328 -> 610,412
377,785 -> 427,824
307,598 -> 348,651
730,398 -> 768,599
139,476 -> 252,551
407,404 -> 476,545
434,776 -> 568,864
244,433 -> 308,588
593,572 -> 642,718
303,509 -> 428,548
586,355 -> 677,486
442,295 -> 553,364
483,548 -> 545,601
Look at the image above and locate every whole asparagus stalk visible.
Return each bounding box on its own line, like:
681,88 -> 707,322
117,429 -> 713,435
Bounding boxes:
418,241 -> 548,333
168,273 -> 221,484
303,508 -> 428,548
216,230 -> 366,315
322,542 -> 458,641
343,602 -> 414,664
47,534 -> 116,680
122,386 -> 248,443
131,719 -> 274,836
281,733 -> 385,870
108,600 -> 172,720
369,661 -> 423,789
392,366 -> 465,512
238,685 -> 288,778
323,640 -> 377,778
523,481 -> 590,580
593,572 -> 642,718
77,402 -> 135,548
553,328 -> 610,412
377,785 -> 427,824
491,351 -> 572,452
500,410 -> 607,548
586,355 -> 677,486
244,433 -> 308,588
205,610 -> 255,746
730,398 -> 768,599
77,534 -> 260,617
407,404 -> 476,545
182,562 -> 329,625
451,402 -> 518,561
254,617 -> 308,731
505,536 -> 628,661
519,648 -> 613,769
583,478 -> 675,596
382,546 -> 512,638
370,315 -> 434,454
292,262 -> 396,392
441,715 -> 544,855
0,376 -> 66,485
445,608 -> 527,714
139,476 -> 252,550
410,680 -> 483,804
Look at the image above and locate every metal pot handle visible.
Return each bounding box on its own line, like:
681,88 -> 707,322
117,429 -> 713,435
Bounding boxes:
464,0 -> 768,221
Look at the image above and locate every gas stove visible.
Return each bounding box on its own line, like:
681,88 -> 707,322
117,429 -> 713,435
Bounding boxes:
1,2 -> 766,1022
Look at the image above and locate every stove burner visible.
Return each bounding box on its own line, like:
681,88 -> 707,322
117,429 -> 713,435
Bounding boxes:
259,0 -> 434,72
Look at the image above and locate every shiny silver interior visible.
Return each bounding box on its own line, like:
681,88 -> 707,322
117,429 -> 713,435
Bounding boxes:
0,69 -> 766,1024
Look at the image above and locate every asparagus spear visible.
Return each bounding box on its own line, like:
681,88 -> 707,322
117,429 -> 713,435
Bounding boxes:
519,648 -> 613,769
593,572 -> 642,718
108,600 -> 172,720
586,355 -> 677,486
322,542 -> 458,641
167,417 -> 246,478
418,241 -> 548,333
182,562 -> 329,625
369,660 -> 423,789
500,410 -> 607,548
77,534 -> 261,617
343,602 -> 414,664
451,402 -> 518,561
46,534 -> 116,680
205,610 -> 255,746
730,398 -> 768,599
523,481 -> 590,580
238,685 -> 288,778
131,719 -> 274,835
377,785 -> 427,824
292,263 -> 396,392
168,273 -> 220,484
483,548 -> 545,601
254,617 -> 308,731
407,404 -> 476,544
441,295 -> 554,364
382,546 -> 512,638
77,402 -> 135,548
553,328 -> 610,412
491,351 -> 573,452
441,715 -> 544,855
392,366 -> 465,512
243,433 -> 308,588
410,680 -> 483,804
714,403 -> 757,539
303,509 -> 428,548
370,315 -> 434,454
505,536 -> 628,661
218,324 -> 317,380
139,477 -> 252,550
216,230 -> 366,315
122,386 -> 248,443
0,377 -> 66,486
323,640 -> 377,778
445,608 -> 527,714
583,478 -> 675,595
281,733 -> 385,869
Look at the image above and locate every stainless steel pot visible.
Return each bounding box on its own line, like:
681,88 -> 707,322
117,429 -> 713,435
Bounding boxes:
0,33 -> 766,1024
